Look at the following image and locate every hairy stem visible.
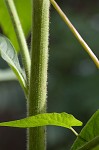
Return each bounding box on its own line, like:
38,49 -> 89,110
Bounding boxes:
28,0 -> 50,150
5,0 -> 31,87
50,0 -> 99,68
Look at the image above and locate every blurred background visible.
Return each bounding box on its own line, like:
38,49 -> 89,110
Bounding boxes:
0,0 -> 99,149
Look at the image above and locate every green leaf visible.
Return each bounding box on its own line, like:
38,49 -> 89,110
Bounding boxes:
0,34 -> 27,94
0,0 -> 31,51
0,112 -> 82,129
77,136 -> 99,150
71,110 -> 99,150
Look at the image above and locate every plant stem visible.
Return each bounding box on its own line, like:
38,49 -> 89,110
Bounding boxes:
28,0 -> 50,150
70,127 -> 79,136
50,0 -> 99,68
4,0 -> 31,86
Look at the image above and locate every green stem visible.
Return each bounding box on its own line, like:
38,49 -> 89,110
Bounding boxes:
70,127 -> 78,136
4,0 -> 31,86
50,0 -> 99,68
28,0 -> 50,150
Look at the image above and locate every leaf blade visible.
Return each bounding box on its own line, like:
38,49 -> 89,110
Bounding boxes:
0,112 -> 82,129
0,34 -> 27,94
0,0 -> 31,51
77,136 -> 99,150
71,110 -> 99,150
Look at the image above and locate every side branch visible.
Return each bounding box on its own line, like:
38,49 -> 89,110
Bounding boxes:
50,0 -> 99,68
5,0 -> 31,86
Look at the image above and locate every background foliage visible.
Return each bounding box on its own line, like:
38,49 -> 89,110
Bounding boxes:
0,0 -> 99,149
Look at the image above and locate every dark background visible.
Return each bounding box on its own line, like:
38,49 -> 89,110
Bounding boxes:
0,0 -> 99,149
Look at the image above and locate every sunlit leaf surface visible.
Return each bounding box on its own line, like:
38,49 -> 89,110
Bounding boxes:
0,112 -> 82,129
0,0 -> 31,51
